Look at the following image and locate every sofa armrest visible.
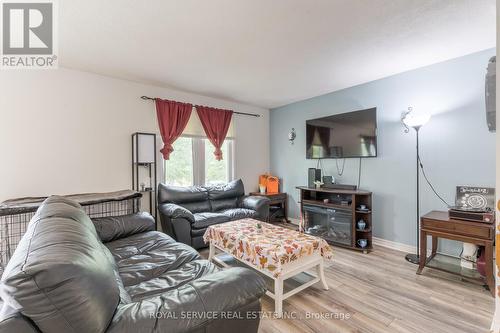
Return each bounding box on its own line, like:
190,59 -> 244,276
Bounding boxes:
158,203 -> 195,245
91,212 -> 155,242
106,267 -> 266,333
240,196 -> 270,221
159,203 -> 195,223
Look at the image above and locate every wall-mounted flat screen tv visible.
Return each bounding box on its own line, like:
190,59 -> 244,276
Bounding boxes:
306,108 -> 377,159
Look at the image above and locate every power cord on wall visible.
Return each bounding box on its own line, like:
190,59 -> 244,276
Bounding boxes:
335,158 -> 346,176
357,157 -> 362,188
316,158 -> 333,181
418,156 -> 451,207
316,153 -> 446,204
316,158 -> 323,177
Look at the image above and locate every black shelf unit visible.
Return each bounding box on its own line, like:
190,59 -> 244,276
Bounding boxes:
132,132 -> 157,222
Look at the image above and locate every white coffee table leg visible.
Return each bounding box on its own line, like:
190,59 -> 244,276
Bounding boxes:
208,241 -> 215,262
317,259 -> 329,290
274,277 -> 283,318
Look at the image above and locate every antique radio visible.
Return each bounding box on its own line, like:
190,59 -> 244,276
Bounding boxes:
448,186 -> 495,223
448,209 -> 494,224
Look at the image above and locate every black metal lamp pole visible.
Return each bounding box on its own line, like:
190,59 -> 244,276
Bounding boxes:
405,125 -> 421,264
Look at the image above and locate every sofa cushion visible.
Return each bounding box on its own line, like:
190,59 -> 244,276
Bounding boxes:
92,212 -> 156,242
105,267 -> 267,333
206,179 -> 245,200
124,259 -> 219,301
179,201 -> 212,214
206,179 -> 245,212
0,196 -> 120,333
105,231 -> 201,287
210,197 -> 239,212
158,183 -> 208,203
157,183 -> 211,213
193,212 -> 230,229
220,208 -> 258,220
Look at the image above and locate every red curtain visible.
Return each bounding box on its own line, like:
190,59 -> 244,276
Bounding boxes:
196,106 -> 233,161
155,99 -> 193,160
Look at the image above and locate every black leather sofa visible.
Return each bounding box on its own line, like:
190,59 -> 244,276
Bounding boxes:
158,179 -> 270,249
0,196 -> 267,333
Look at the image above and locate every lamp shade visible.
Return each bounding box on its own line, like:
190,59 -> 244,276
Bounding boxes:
402,113 -> 431,128
133,133 -> 156,163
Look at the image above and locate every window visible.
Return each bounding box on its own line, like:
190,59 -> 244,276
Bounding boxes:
164,137 -> 194,186
205,139 -> 231,185
164,136 -> 234,186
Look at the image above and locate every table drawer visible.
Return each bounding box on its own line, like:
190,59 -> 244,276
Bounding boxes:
422,219 -> 494,240
266,193 -> 287,201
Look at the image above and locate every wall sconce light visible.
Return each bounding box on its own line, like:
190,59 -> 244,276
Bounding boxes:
288,128 -> 296,144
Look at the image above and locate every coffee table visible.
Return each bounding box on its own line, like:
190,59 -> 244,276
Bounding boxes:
203,219 -> 333,317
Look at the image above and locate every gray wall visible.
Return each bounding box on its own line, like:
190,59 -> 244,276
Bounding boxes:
270,48 -> 495,256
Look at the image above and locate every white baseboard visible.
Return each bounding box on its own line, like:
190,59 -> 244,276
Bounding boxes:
372,237 -> 416,254
372,237 -> 459,258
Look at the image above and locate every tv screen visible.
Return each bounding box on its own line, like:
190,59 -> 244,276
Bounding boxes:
306,108 -> 377,159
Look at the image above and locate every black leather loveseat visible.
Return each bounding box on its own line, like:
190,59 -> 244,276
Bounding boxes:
158,179 -> 270,249
0,196 -> 266,333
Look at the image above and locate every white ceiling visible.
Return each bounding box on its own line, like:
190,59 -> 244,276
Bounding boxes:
60,0 -> 496,109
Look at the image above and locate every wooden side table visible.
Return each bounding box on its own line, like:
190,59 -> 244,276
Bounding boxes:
249,192 -> 289,223
417,211 -> 495,296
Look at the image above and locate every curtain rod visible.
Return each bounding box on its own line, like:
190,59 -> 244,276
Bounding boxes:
140,96 -> 261,118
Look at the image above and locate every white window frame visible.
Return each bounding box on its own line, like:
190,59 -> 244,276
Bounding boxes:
161,135 -> 234,186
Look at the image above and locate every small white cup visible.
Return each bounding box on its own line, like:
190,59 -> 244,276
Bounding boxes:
259,185 -> 266,194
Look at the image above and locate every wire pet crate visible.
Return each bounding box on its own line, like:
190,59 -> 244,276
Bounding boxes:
0,190 -> 142,274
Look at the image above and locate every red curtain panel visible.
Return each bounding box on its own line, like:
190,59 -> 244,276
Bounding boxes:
196,106 -> 233,161
155,99 -> 193,159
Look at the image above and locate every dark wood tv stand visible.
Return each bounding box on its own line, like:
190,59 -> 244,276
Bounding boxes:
297,186 -> 373,253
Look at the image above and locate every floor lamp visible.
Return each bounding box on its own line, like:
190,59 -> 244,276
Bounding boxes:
401,107 -> 431,264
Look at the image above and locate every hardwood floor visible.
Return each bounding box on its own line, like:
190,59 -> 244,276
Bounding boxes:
202,244 -> 494,333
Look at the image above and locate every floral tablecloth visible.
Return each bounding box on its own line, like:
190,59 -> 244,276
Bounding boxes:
203,219 -> 333,278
